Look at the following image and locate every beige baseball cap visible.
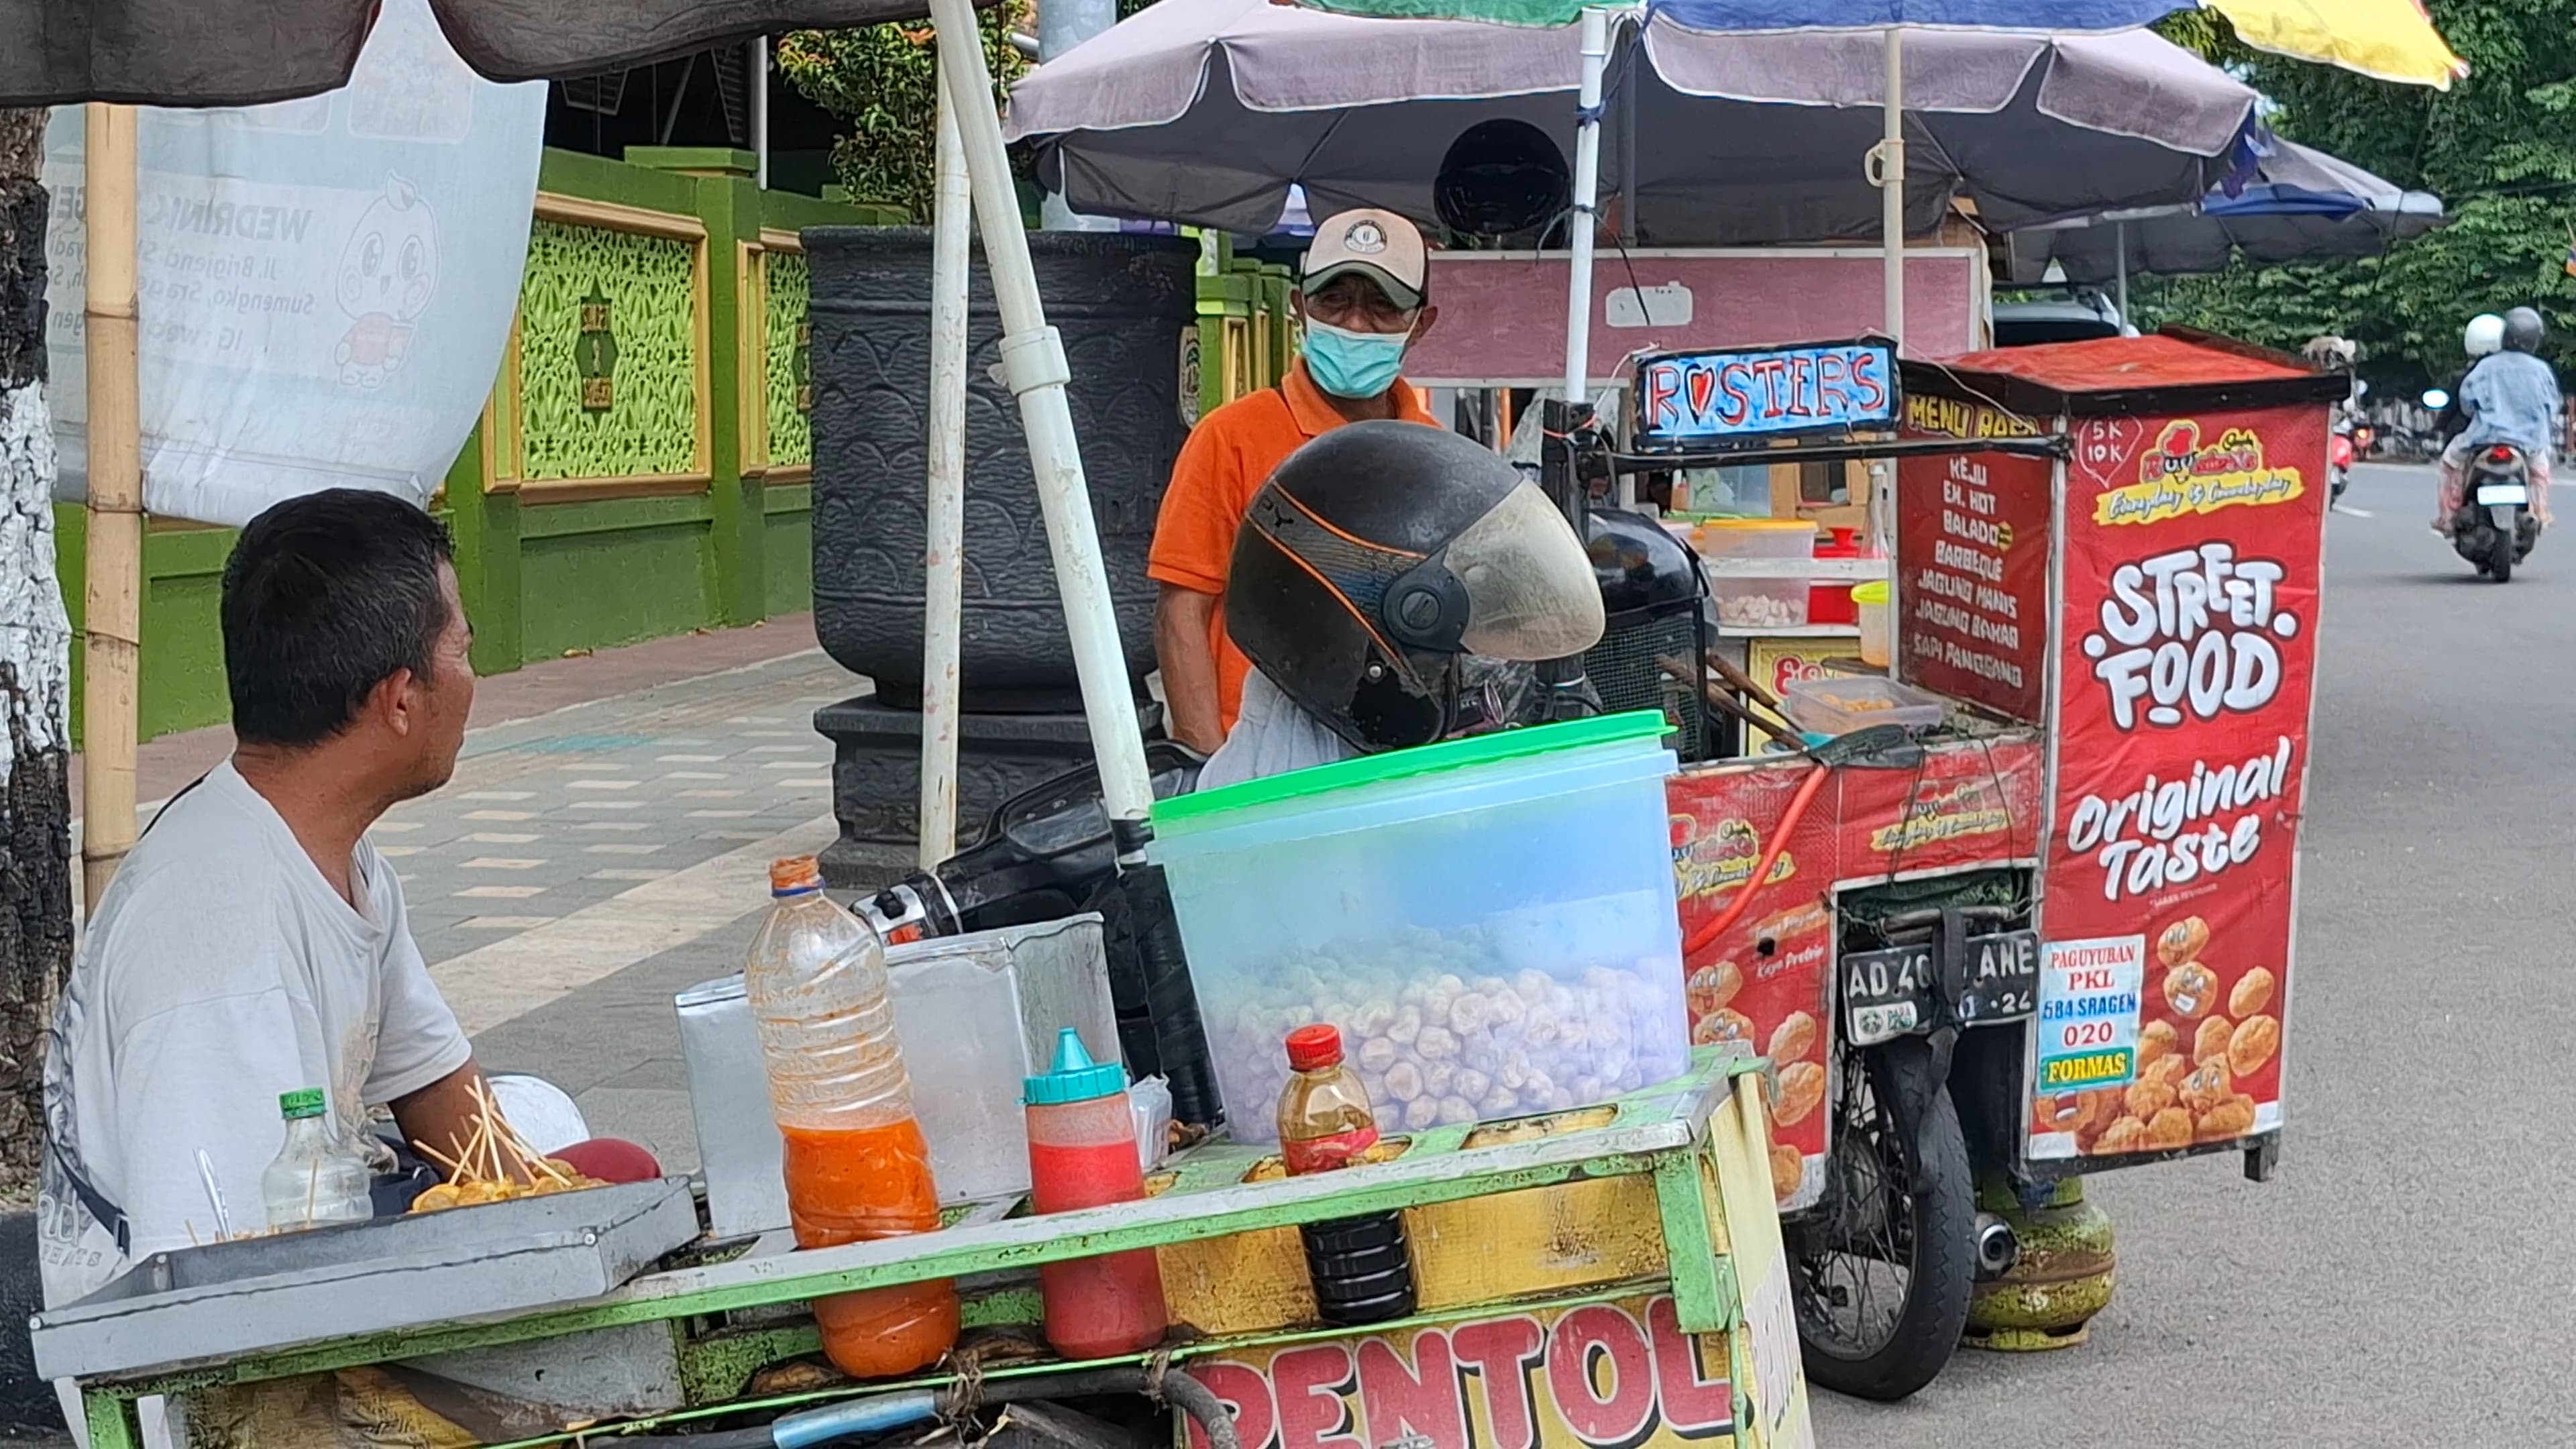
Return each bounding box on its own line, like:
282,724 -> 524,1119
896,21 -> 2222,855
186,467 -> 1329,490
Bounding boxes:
1300,209 -> 1428,311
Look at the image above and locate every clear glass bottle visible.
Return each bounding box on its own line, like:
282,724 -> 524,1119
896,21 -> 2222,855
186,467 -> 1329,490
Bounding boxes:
744,855 -> 958,1378
261,1089 -> 372,1233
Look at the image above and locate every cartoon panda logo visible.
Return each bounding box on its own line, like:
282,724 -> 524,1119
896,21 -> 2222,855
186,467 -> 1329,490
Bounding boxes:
333,174 -> 440,390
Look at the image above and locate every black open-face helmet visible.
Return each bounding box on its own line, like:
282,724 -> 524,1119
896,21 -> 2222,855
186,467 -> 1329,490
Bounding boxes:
1436,119 -> 1572,240
2506,306 -> 2546,354
1226,421 -> 1605,754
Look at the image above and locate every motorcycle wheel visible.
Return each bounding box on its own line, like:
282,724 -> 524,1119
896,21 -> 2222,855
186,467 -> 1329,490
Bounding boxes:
1790,1037 -> 1974,1402
2492,521 -> 2515,582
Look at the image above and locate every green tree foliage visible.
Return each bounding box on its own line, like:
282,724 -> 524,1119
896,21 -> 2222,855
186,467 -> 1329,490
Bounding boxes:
2143,1 -> 2576,392
776,7 -> 1030,223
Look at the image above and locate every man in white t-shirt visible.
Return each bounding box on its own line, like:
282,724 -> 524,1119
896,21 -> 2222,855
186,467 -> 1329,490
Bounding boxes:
40,489 -> 497,1310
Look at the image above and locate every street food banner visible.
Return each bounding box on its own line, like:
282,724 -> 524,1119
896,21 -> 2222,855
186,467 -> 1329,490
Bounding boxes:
2029,405 -> 2322,1162
1897,394 -> 2053,722
1183,1287 -> 1810,1449
42,0 -> 545,527
1669,739 -> 2043,1210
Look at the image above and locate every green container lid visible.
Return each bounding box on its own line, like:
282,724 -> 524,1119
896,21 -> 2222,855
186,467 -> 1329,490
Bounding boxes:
279,1088 -> 327,1120
1024,1028 -> 1128,1106
1152,710 -> 1671,831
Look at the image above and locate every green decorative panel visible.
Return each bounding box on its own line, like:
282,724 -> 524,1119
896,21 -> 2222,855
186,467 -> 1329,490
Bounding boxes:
763,250 -> 812,468
521,517 -> 717,658
519,221 -> 701,481
765,507 -> 814,616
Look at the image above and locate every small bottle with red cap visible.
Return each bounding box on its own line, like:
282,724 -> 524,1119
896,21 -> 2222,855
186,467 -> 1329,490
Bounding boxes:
1278,1024 -> 1415,1326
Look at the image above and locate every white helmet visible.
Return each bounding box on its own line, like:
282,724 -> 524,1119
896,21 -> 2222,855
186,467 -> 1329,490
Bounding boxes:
2466,313 -> 2507,358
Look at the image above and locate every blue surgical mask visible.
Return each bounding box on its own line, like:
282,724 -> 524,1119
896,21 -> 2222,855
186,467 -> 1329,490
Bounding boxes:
1301,318 -> 1410,400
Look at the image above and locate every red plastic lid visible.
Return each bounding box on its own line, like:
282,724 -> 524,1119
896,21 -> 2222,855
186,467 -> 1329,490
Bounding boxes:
1285,1024 -> 1344,1072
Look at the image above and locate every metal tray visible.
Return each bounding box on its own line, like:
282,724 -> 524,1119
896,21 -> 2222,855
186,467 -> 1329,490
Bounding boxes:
32,1177 -> 700,1382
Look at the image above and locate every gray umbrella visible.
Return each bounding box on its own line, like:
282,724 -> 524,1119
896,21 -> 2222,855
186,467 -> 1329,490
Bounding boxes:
1004,0 -> 2260,246
2007,138 -> 2447,284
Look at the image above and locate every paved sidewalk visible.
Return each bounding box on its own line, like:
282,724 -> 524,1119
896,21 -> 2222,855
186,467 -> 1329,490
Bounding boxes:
359,643 -> 915,1173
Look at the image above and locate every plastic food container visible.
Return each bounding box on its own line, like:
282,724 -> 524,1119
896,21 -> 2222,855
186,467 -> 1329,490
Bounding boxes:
1782,675 -> 1945,737
1148,714 -> 1690,1144
1687,517 -> 1815,561
1854,579 -> 1892,667
1689,519 -> 1815,630
1809,527 -> 1862,624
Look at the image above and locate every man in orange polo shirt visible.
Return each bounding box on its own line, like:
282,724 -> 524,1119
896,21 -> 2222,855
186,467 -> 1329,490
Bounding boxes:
1149,209 -> 1442,753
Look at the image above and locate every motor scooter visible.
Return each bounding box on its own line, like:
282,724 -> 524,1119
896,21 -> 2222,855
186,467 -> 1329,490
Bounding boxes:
2328,421 -> 2354,504
2451,442 -> 2542,581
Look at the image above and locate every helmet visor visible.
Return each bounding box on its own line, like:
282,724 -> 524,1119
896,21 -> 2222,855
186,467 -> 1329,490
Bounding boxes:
1448,481 -> 1607,661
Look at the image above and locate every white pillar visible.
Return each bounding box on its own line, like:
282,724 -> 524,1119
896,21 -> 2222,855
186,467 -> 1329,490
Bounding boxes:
918,64 -> 974,869
1560,5 -> 1610,406
929,0 -> 1157,830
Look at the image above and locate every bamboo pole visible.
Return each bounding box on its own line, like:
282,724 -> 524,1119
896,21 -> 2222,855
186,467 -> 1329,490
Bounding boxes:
81,103 -> 142,911
918,64 -> 971,869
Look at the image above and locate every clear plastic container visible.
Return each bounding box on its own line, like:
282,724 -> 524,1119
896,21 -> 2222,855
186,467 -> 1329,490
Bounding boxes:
262,1089 -> 372,1234
745,856 -> 958,1378
1854,579 -> 1892,667
1687,517 -> 1815,562
1782,675 -> 1945,737
1692,519 -> 1816,629
1149,714 -> 1690,1143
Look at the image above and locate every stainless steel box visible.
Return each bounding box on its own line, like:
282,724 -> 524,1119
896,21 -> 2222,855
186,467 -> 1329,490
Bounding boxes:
677,914 -> 1119,1238
31,1177 -> 698,1381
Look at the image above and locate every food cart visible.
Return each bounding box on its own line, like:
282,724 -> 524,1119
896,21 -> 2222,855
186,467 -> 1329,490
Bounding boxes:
1638,327 -> 2342,1397
38,1049 -> 1815,1449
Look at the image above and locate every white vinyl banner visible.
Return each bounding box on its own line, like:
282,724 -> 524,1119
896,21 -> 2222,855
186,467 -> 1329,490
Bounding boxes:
42,0 -> 545,527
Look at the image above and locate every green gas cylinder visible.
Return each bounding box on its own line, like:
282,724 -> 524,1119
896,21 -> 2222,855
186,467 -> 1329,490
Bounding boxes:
1964,1177 -> 2116,1352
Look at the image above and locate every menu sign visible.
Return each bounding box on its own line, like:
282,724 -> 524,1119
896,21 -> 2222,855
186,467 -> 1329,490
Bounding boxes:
2030,404 -> 2323,1163
1897,400 -> 2053,721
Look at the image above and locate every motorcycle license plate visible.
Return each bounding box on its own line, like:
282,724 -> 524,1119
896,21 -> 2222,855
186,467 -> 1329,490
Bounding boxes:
2478,484 -> 2530,506
1841,930 -> 2041,1046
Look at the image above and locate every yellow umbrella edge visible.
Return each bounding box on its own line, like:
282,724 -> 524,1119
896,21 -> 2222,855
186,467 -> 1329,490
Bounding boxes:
2206,0 -> 2470,90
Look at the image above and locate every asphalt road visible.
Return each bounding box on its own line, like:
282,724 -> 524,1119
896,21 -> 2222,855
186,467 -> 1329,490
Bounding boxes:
1815,461 -> 2576,1446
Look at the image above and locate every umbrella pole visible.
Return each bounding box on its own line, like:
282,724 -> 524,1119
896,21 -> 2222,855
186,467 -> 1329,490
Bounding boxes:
1878,26 -> 1904,345
927,0 -> 1157,833
2114,220 -> 2130,327
918,62 -> 972,870
1561,5 -> 1609,409
80,103 -> 142,911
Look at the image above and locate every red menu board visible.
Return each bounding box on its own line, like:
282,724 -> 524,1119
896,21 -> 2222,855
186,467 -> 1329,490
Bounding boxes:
2028,405 -> 2324,1163
1897,397 -> 2055,722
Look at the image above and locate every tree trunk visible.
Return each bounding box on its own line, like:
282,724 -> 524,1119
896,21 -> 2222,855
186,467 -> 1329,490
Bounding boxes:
0,109 -> 74,1193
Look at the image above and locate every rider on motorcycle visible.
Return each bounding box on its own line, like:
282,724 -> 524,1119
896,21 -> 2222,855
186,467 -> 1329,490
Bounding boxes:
2437,308 -> 2561,533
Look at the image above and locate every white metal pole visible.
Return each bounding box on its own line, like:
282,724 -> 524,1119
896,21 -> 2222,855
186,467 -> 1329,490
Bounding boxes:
751,38 -> 770,191
1562,5 -> 1609,406
2114,220 -> 2130,328
918,63 -> 973,869
1879,26 -> 1905,346
928,0 -> 1157,830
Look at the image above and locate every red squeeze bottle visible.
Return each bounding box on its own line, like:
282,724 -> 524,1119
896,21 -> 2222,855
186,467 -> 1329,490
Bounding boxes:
1277,1025 -> 1415,1326
1025,1028 -> 1168,1358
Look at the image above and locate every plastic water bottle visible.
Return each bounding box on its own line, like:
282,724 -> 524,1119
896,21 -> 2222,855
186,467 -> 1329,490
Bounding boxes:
261,1089 -> 372,1233
1277,1026 -> 1415,1325
744,856 -> 958,1378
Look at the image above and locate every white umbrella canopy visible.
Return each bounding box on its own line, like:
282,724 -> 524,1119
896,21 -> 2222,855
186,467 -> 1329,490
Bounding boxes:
1006,0 -> 2261,246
